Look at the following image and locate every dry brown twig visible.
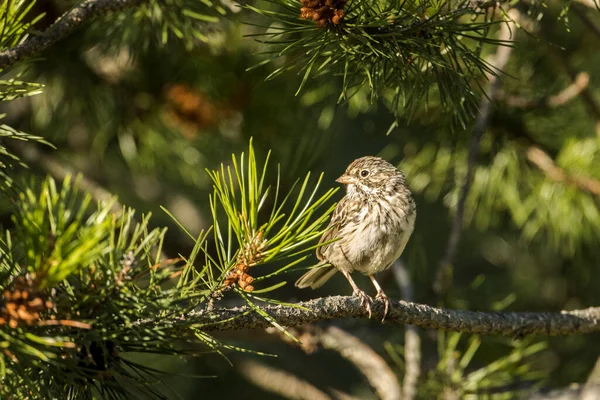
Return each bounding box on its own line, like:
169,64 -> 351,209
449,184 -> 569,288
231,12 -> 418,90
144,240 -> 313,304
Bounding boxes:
318,326 -> 401,400
574,0 -> 600,9
499,72 -> 590,110
582,356 -> 600,400
269,324 -> 400,400
237,358 -> 333,400
551,51 -> 600,136
527,146 -> 600,197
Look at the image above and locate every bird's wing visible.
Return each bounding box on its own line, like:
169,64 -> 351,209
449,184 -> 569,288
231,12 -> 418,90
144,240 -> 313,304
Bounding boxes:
316,196 -> 348,261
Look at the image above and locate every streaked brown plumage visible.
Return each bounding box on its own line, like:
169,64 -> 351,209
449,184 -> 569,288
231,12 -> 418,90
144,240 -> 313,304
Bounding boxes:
295,156 -> 416,320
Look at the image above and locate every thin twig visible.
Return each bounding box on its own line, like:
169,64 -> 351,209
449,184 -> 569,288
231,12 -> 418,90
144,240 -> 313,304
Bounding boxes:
319,326 -> 402,400
16,143 -> 125,213
434,10 -> 521,296
582,357 -> 600,400
0,0 -> 146,70
552,51 -> 600,136
392,260 -> 420,400
237,358 -> 333,400
269,324 -> 399,399
180,295 -> 600,336
574,0 -> 600,9
571,4 -> 600,40
499,72 -> 590,110
527,146 -> 600,197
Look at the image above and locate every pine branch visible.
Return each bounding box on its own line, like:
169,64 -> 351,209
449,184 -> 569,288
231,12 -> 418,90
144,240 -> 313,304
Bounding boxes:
0,0 -> 146,70
191,295 -> 600,337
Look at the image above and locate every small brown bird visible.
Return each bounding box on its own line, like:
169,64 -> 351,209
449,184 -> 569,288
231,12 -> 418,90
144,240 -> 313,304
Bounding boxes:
295,156 -> 416,320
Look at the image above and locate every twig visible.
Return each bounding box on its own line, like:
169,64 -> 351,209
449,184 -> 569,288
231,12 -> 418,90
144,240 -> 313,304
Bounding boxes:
318,326 -> 402,400
184,295 -> 600,336
528,359 -> 600,400
571,4 -> 600,40
237,358 -> 333,400
499,72 -> 590,110
434,9 -> 521,296
0,0 -> 146,70
16,142 -> 125,212
552,51 -> 600,136
574,0 -> 600,9
529,386 -> 584,400
582,357 -> 600,400
392,260 -> 420,400
268,324 -> 399,399
527,146 -> 600,197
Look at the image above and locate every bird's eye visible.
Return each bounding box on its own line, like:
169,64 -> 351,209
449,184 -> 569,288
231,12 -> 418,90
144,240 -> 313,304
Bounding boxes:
360,169 -> 370,178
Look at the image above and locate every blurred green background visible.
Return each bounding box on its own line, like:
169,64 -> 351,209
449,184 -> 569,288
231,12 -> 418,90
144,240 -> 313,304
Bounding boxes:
2,0 -> 600,398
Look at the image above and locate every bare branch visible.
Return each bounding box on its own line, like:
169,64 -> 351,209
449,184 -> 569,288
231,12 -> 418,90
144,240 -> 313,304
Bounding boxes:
435,9 -> 521,296
16,142 -> 125,212
237,359 -> 333,400
573,0 -> 600,9
267,324 -> 399,399
527,146 -> 600,197
191,295 -> 600,337
582,357 -> 600,400
318,326 -> 402,400
552,50 -> 600,136
499,72 -> 590,110
571,4 -> 600,40
392,261 -> 420,400
0,0 -> 146,70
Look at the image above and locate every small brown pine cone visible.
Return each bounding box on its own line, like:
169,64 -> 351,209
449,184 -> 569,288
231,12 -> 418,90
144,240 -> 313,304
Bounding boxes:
332,9 -> 344,24
239,273 -> 254,284
238,280 -> 249,289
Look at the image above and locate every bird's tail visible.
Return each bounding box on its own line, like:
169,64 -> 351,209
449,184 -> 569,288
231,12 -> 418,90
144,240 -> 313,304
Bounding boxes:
295,264 -> 337,289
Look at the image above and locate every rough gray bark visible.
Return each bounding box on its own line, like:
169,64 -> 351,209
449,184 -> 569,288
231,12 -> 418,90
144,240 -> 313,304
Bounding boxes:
191,295 -> 600,337
0,0 -> 146,70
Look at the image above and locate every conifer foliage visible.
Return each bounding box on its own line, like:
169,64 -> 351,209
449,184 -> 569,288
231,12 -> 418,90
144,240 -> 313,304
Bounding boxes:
1,0 -> 600,398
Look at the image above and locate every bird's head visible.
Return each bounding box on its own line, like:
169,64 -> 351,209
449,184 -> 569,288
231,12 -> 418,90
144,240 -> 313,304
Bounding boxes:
336,156 -> 406,197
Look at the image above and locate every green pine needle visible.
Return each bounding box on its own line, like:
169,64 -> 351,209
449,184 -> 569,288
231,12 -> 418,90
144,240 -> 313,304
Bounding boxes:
245,0 -> 509,126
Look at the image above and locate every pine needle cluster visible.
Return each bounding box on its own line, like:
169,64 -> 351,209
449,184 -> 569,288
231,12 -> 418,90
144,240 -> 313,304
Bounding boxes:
0,140 -> 336,398
246,0 -> 505,125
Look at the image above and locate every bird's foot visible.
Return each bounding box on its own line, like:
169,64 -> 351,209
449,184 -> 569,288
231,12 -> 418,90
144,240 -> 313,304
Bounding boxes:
353,289 -> 373,318
375,291 -> 390,322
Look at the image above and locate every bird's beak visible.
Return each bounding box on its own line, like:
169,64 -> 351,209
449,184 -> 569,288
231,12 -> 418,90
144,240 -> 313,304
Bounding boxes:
335,174 -> 355,185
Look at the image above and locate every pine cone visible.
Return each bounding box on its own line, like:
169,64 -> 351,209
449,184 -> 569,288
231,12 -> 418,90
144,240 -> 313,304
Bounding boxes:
300,0 -> 346,26
0,276 -> 53,329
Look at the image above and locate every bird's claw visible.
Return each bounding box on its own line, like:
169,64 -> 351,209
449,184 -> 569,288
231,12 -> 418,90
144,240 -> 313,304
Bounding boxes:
353,289 -> 373,318
376,292 -> 390,322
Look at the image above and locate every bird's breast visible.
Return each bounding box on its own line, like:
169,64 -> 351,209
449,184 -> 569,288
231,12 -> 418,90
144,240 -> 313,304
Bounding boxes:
328,197 -> 415,274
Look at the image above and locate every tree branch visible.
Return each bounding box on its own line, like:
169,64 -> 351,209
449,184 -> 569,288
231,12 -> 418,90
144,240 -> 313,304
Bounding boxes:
498,72 -> 590,110
0,0 -> 146,71
237,359 -> 334,400
191,295 -> 600,337
318,326 -> 402,400
434,9 -> 521,296
267,324 -> 399,399
527,146 -> 600,197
